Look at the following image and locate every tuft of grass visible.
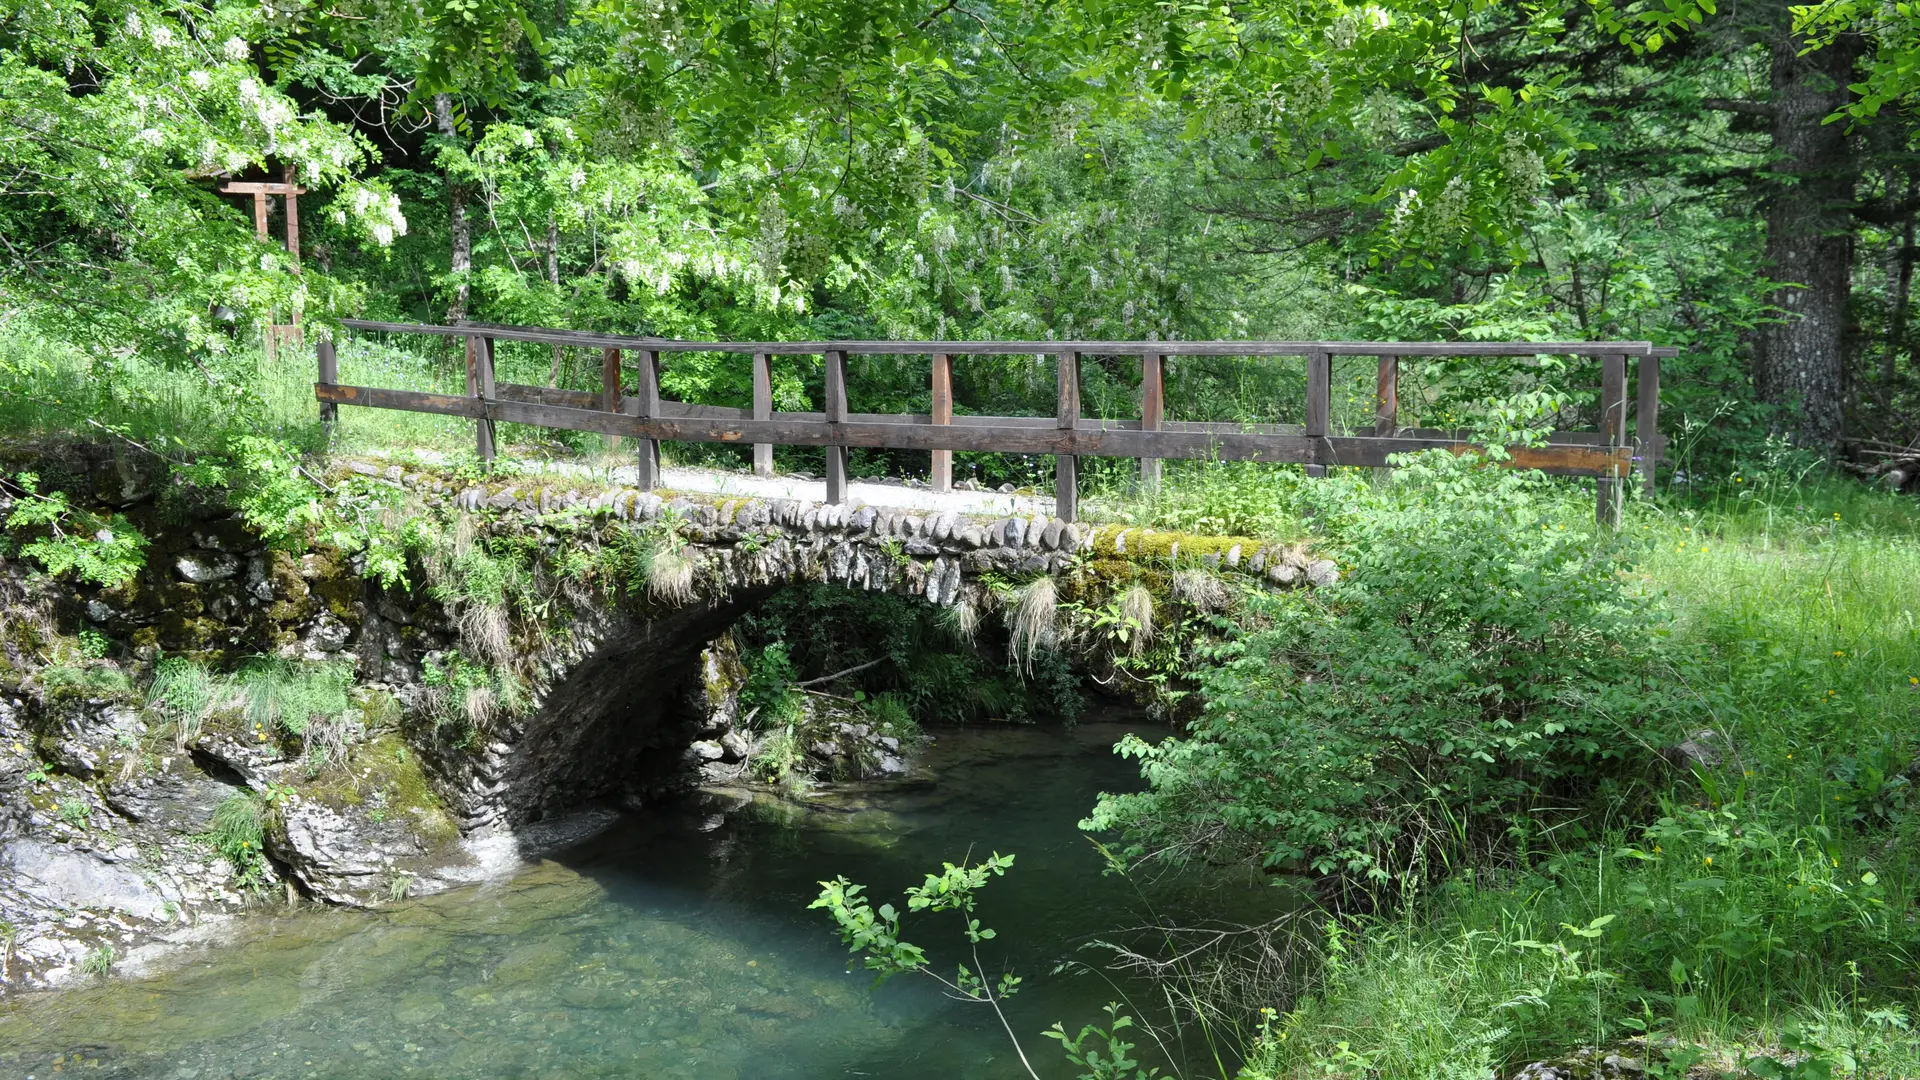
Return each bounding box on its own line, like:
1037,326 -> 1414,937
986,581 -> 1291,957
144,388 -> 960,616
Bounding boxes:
148,656 -> 221,746
1169,568 -> 1232,613
1119,582 -> 1156,655
235,657 -> 355,742
205,791 -> 269,886
1008,576 -> 1058,668
945,597 -> 981,643
79,944 -> 114,978
455,601 -> 514,666
646,546 -> 697,605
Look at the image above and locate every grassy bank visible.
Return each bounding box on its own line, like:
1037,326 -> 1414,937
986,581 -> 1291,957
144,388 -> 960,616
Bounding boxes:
1214,475 -> 1920,1078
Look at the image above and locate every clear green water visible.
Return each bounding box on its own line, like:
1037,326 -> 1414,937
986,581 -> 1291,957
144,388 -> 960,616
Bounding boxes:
0,722 -> 1290,1079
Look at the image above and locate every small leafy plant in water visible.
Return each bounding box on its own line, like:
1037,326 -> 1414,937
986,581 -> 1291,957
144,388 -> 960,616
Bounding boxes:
810,853 -> 1163,1080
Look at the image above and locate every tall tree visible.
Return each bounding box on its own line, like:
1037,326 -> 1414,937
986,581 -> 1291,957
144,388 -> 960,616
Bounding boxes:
1752,11 -> 1861,450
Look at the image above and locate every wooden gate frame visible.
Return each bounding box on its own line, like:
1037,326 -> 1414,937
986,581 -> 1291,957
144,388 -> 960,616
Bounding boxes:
317,319 -> 1675,526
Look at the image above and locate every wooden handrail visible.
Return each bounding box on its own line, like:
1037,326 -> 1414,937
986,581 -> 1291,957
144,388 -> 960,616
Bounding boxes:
324,319 -> 1673,525
339,318 -> 1679,359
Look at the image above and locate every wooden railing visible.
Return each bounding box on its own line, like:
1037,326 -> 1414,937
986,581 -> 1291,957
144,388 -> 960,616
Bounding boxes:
320,319 -> 1676,525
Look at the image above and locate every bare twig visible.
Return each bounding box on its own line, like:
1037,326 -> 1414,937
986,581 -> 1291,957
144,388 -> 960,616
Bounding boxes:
793,656 -> 886,689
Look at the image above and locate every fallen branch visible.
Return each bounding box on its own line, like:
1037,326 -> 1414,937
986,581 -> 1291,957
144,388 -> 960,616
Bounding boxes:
793,656 -> 885,690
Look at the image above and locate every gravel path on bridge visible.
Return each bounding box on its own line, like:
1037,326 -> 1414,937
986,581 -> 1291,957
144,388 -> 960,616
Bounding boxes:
351,448 -> 1055,517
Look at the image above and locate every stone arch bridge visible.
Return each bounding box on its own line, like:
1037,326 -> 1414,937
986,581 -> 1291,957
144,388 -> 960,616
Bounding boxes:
341,461 -> 1337,830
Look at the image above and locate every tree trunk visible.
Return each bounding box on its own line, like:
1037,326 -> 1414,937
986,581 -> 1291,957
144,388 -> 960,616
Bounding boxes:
434,94 -> 471,324
1752,29 -> 1861,452
1885,177 -> 1915,408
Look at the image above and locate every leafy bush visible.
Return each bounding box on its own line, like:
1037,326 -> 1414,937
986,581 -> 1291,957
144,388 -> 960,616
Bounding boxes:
0,472 -> 148,588
1087,451 -> 1669,892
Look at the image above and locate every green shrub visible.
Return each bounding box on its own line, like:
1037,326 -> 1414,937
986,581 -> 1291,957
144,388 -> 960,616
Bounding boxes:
1087,451 -> 1669,892
1103,458 -> 1310,541
0,472 -> 149,588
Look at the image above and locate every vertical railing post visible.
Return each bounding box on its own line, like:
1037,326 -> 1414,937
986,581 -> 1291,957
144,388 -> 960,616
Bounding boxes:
1374,355 -> 1398,436
930,352 -> 953,493
316,337 -> 337,426
1305,348 -> 1330,477
752,351 -> 774,477
1635,352 -> 1660,499
476,336 -> 498,466
1056,350 -> 1080,522
633,348 -> 660,490
601,347 -> 623,452
1597,352 -> 1628,527
1139,351 -> 1163,493
824,349 -> 848,504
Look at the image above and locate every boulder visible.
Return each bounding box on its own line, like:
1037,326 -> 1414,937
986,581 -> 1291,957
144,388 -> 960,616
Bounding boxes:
274,799 -> 424,906
105,760 -> 247,832
1,837 -> 172,921
175,552 -> 239,583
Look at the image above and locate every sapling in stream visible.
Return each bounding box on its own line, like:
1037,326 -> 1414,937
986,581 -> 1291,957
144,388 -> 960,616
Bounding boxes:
810,853 -> 1164,1080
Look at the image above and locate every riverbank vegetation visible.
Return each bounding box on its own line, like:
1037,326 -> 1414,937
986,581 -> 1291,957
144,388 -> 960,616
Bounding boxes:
1078,452 -> 1909,1076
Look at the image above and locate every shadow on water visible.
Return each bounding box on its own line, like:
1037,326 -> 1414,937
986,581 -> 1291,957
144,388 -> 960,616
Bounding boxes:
0,720 -> 1296,1080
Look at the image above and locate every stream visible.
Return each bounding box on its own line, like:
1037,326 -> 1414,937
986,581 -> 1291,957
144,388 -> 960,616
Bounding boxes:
0,720 -> 1288,1079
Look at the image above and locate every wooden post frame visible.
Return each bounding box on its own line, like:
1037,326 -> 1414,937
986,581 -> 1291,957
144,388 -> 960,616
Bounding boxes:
1139,352 -> 1164,492
601,347 -> 622,452
824,349 -> 849,504
1596,353 -> 1628,526
1056,350 -> 1080,522
752,351 -> 774,477
1635,353 -> 1660,498
1374,355 -> 1398,436
634,349 -> 661,489
476,336 -> 498,465
316,338 -> 338,425
930,352 -> 953,492
1305,349 -> 1331,477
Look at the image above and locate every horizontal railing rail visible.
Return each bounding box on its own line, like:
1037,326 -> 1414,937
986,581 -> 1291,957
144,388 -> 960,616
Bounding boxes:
321,319 -> 1676,525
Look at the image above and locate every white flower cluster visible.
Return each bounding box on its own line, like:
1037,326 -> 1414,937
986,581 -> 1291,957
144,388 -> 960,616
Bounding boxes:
345,185 -> 408,246
1500,136 -> 1546,195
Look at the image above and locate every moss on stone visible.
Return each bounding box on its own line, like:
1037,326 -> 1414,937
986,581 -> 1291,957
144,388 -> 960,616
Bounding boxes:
350,734 -> 457,846
1087,524 -> 1262,562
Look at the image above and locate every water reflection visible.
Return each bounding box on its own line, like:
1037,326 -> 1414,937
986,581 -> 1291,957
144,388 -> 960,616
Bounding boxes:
0,722 -> 1288,1079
